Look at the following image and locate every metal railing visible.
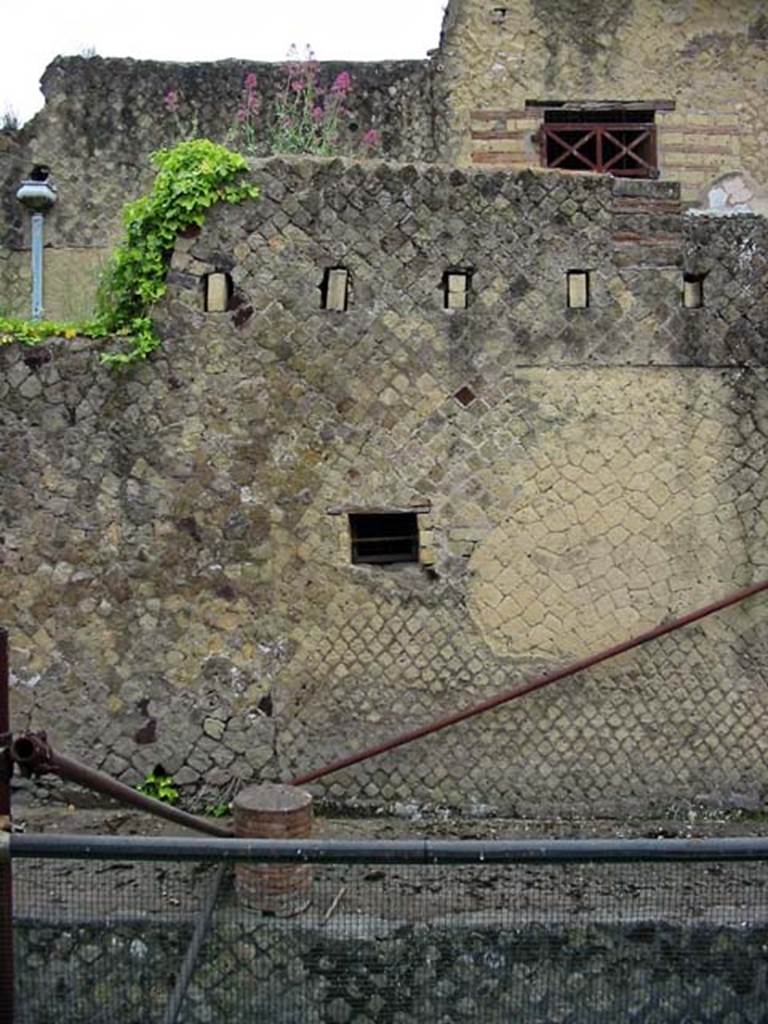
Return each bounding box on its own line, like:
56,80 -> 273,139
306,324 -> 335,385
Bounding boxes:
6,834 -> 768,1023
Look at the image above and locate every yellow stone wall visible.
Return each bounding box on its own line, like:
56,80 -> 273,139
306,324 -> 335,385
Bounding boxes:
465,369 -> 765,660
272,366 -> 768,816
3,157 -> 767,816
439,0 -> 768,208
4,248 -> 109,320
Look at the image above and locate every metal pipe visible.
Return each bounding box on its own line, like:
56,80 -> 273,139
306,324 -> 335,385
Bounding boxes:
162,865 -> 225,1024
9,832 -> 768,865
292,578 -> 768,786
0,628 -> 14,1024
30,212 -> 44,320
11,733 -> 233,839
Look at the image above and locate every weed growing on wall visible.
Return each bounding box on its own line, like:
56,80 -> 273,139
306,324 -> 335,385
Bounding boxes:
0,316 -> 104,349
1,105 -> 19,133
162,87 -> 200,142
138,766 -> 180,805
233,46 -> 380,157
0,139 -> 259,366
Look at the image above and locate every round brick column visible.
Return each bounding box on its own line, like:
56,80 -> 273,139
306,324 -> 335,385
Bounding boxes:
233,782 -> 313,912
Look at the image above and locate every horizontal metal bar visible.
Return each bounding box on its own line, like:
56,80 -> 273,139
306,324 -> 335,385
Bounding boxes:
10,834 -> 768,865
327,505 -> 431,516
527,99 -> 675,111
542,124 -> 655,132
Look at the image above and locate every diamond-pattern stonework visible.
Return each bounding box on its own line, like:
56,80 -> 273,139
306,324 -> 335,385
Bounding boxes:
1,157 -> 767,814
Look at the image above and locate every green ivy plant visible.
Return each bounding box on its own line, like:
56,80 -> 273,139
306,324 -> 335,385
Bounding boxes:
0,318 -> 93,345
137,767 -> 180,806
205,802 -> 231,818
96,139 -> 259,365
0,139 -> 259,366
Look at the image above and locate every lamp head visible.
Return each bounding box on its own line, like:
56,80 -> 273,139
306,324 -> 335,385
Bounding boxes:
16,166 -> 57,212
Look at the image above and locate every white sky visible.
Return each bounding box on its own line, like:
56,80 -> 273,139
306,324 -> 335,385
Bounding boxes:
2,0 -> 448,125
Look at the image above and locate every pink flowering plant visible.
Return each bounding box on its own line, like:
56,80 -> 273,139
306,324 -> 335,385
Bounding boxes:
234,72 -> 262,151
234,45 -> 380,157
161,86 -> 199,140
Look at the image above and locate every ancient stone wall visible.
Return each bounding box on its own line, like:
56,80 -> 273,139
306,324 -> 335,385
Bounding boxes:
16,914 -> 768,1022
0,54 -> 438,318
438,0 -> 768,208
2,157 -> 768,816
3,0 -> 768,320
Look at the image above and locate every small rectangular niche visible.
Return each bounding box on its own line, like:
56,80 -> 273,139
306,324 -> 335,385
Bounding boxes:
322,268 -> 349,311
567,270 -> 590,309
682,272 -> 704,309
349,512 -> 420,565
205,272 -> 232,312
443,270 -> 471,310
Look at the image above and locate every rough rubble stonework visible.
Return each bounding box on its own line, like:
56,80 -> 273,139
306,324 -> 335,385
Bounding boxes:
16,916 -> 768,1021
0,54 -> 439,318
3,0 -> 768,317
2,157 -> 767,815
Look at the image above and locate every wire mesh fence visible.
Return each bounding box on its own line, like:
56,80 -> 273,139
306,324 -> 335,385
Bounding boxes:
7,836 -> 768,1023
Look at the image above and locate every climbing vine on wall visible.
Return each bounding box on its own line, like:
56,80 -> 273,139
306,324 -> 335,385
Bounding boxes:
0,139 -> 259,367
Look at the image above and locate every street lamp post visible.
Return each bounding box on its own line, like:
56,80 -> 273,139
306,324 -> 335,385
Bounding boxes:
16,166 -> 57,321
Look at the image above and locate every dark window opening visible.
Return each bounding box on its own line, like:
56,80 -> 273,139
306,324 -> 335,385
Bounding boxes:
204,272 -> 233,312
349,513 -> 419,565
567,270 -> 590,309
30,164 -> 52,182
683,272 -> 705,309
443,269 -> 472,309
541,109 -> 657,178
321,267 -> 349,311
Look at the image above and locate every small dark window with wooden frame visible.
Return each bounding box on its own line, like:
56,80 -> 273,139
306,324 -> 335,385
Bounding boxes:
321,267 -> 349,311
682,272 -> 705,309
541,109 -> 658,178
349,512 -> 419,565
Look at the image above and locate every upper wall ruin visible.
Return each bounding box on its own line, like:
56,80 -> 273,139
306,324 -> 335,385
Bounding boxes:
2,0 -> 768,320
0,53 -> 439,318
439,0 -> 768,208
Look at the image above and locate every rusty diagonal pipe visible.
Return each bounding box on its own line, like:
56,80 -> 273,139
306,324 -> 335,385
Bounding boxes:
291,578 -> 768,787
10,731 -> 233,839
2,579 -> 767,838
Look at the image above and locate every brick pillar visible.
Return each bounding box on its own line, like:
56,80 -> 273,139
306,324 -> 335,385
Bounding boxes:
233,782 -> 313,912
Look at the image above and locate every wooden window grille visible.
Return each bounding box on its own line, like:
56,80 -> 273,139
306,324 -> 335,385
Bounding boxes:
541,109 -> 658,178
349,513 -> 419,565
